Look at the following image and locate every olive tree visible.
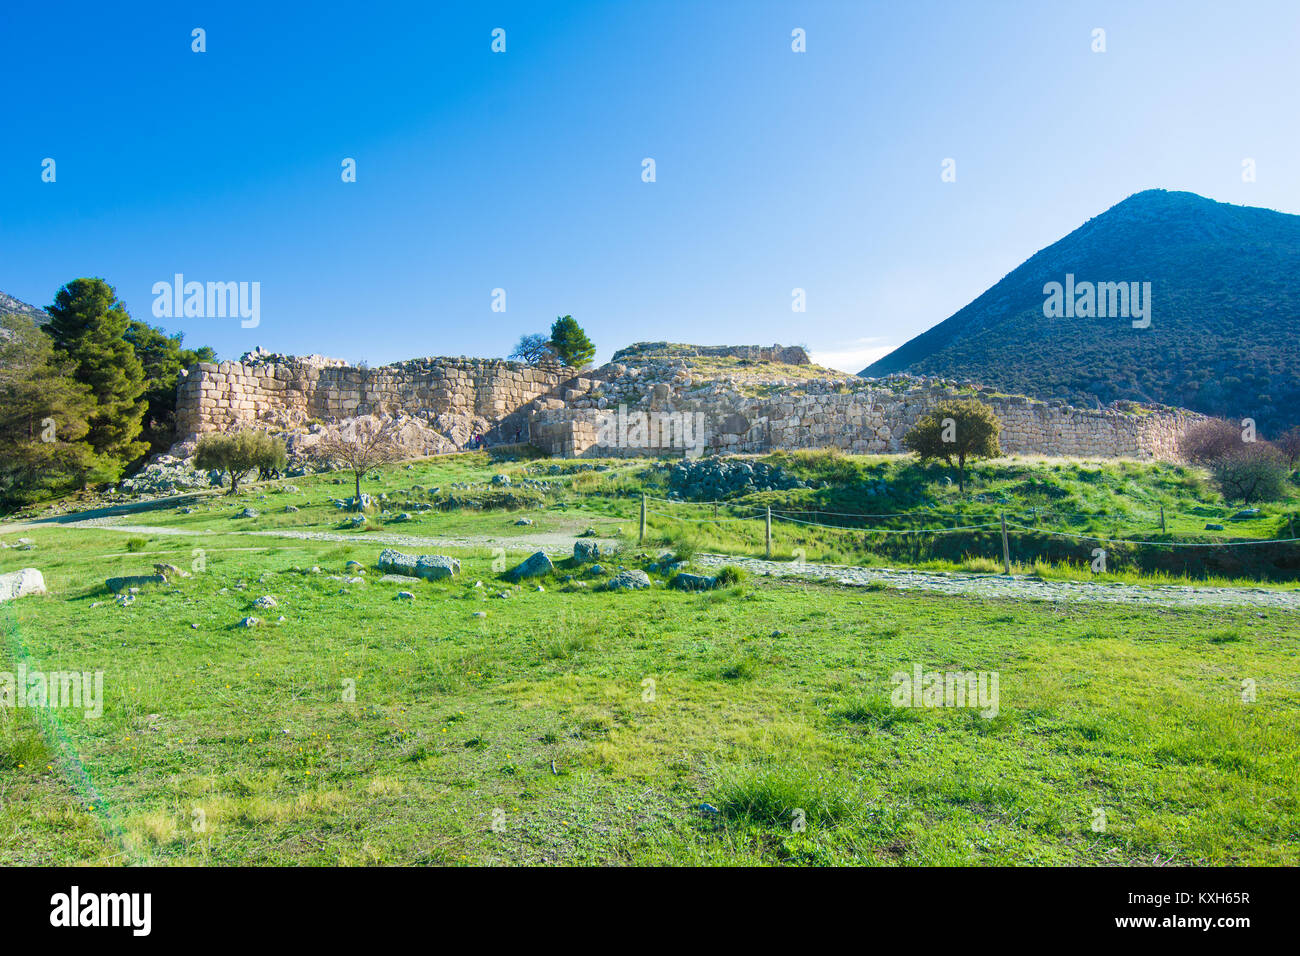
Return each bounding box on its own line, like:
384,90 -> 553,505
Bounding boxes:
902,400 -> 1002,492
194,429 -> 287,495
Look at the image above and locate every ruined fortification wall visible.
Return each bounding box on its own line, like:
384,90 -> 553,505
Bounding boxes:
176,351 -> 1200,462
531,384 -> 1200,461
174,357 -> 571,440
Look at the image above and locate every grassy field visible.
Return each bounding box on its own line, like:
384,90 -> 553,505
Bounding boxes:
2,451 -> 1299,865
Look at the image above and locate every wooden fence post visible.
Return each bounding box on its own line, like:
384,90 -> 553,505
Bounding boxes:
639,494 -> 647,546
1000,512 -> 1012,574
1160,505 -> 1166,533
766,506 -> 772,559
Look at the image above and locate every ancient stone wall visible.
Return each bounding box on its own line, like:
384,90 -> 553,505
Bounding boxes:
531,384 -> 1201,461
174,357 -> 572,442
176,352 -> 1201,462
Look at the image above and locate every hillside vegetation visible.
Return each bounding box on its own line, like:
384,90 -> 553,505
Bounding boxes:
864,190 -> 1300,435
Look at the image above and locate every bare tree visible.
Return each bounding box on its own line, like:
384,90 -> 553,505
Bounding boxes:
313,418 -> 405,510
509,333 -> 554,366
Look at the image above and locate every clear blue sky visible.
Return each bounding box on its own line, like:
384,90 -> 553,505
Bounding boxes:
2,0 -> 1297,370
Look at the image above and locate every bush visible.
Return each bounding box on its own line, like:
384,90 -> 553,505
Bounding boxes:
1209,443 -> 1291,503
194,430 -> 286,495
714,565 -> 746,586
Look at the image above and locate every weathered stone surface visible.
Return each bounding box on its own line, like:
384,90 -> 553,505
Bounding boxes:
506,551 -> 553,582
604,569 -> 651,591
0,568 -> 46,601
670,572 -> 718,591
573,540 -> 601,564
377,549 -> 460,580
106,574 -> 166,593
172,344 -> 1203,464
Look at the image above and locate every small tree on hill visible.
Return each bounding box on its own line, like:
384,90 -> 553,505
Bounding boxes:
1275,425 -> 1300,466
902,400 -> 1002,492
1180,419 -> 1291,503
509,333 -> 554,366
312,418 -> 405,510
548,315 -> 595,368
1210,442 -> 1290,503
1179,418 -> 1244,466
194,429 -> 286,495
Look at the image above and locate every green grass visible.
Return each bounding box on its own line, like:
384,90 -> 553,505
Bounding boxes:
1,450 -> 1298,866
1,517 -> 1298,865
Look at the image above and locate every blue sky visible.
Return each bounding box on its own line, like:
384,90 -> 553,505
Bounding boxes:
2,0 -> 1297,370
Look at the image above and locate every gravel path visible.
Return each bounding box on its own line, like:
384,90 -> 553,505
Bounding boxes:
6,517 -> 611,556
8,516 -> 1299,611
692,554 -> 1300,612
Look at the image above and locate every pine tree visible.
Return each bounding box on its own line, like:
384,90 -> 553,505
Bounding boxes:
548,315 -> 595,368
125,320 -> 216,455
44,278 -> 149,470
0,314 -> 108,508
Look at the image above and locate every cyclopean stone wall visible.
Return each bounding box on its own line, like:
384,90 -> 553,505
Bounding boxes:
174,356 -> 572,444
174,346 -> 1203,461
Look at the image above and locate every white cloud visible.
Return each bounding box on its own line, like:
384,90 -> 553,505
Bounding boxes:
809,337 -> 896,374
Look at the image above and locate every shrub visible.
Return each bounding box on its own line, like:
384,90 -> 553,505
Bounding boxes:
714,565 -> 746,586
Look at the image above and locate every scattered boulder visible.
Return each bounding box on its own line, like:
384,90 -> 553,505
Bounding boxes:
153,563 -> 191,579
506,551 -> 553,582
237,616 -> 260,628
1231,509 -> 1261,520
573,540 -> 601,564
253,595 -> 279,609
0,568 -> 46,602
106,574 -> 166,594
378,573 -> 420,584
236,508 -> 259,518
1205,523 -> 1225,531
671,572 -> 719,592
377,549 -> 460,580
604,570 -> 651,591
514,518 -> 534,526
395,591 -> 415,600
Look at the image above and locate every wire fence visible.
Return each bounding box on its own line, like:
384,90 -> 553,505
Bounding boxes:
639,495 -> 1300,566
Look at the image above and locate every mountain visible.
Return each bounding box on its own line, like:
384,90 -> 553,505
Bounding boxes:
0,290 -> 47,326
862,190 -> 1300,435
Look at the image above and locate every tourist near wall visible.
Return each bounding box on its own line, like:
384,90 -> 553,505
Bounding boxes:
174,345 -> 1202,461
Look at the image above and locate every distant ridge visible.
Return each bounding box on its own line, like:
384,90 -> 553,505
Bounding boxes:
862,190 -> 1300,434
0,290 -> 46,325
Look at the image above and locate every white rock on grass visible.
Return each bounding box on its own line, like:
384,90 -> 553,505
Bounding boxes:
0,568 -> 46,602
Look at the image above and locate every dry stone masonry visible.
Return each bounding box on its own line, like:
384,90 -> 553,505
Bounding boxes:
174,343 -> 1202,461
